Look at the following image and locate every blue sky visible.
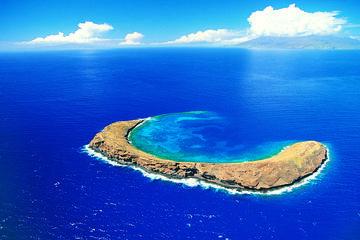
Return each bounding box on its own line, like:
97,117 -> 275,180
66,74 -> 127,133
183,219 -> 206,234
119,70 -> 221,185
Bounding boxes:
1,0 -> 359,49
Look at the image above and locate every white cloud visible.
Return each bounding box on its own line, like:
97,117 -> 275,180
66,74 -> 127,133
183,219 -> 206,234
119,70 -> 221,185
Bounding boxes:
221,36 -> 256,44
248,4 -> 347,37
164,29 -> 241,44
28,21 -> 113,44
119,32 -> 144,45
161,5 -> 349,46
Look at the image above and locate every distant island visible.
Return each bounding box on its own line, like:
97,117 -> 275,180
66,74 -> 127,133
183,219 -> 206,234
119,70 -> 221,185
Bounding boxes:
89,118 -> 328,190
237,36 -> 360,49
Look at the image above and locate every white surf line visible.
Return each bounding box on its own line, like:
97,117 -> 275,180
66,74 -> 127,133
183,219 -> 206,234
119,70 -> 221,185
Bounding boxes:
126,117 -> 152,144
82,145 -> 330,196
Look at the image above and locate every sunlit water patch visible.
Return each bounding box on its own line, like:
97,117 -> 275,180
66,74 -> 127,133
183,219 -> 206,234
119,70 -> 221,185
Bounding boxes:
129,111 -> 296,163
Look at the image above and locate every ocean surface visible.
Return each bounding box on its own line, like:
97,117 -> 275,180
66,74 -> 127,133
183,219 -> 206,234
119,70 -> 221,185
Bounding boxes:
0,48 -> 359,239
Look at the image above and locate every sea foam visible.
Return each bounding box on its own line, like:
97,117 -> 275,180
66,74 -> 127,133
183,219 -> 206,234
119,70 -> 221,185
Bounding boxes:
82,145 -> 330,196
127,117 -> 152,144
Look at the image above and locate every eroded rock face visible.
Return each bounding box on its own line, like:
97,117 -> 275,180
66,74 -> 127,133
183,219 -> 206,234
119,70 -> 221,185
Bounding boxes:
89,119 -> 327,190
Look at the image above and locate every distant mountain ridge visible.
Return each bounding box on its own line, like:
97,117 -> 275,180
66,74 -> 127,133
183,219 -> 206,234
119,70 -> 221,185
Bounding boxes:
237,36 -> 360,49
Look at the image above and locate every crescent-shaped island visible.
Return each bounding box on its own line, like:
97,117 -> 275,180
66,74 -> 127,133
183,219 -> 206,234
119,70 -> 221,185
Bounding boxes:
89,118 -> 328,190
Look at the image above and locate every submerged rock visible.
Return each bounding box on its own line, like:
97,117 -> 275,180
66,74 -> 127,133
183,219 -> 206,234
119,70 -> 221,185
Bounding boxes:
89,119 -> 327,190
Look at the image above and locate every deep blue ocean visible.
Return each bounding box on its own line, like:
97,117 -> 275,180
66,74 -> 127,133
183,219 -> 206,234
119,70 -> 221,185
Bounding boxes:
0,48 -> 359,239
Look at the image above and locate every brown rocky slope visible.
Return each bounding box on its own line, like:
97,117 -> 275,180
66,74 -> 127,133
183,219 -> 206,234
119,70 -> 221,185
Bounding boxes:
89,119 -> 327,190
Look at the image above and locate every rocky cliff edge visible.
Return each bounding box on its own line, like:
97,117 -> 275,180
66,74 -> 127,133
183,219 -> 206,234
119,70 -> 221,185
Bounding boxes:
89,119 -> 327,190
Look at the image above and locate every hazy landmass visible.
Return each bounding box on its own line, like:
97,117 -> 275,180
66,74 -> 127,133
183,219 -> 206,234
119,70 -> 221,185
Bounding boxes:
237,36 -> 360,49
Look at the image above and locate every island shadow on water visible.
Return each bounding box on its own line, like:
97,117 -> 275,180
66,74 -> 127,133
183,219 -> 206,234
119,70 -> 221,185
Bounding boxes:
87,111 -> 329,193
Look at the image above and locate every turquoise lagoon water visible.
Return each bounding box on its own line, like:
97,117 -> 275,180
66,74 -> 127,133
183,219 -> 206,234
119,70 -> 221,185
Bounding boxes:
129,111 -> 295,163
